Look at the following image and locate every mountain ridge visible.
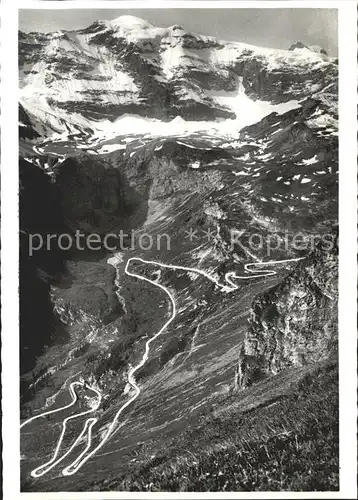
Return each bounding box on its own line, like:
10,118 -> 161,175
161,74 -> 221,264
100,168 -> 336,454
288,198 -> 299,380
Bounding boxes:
19,15 -> 337,143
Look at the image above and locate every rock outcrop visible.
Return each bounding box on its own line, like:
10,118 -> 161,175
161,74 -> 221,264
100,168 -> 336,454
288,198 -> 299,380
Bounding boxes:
289,41 -> 328,56
236,234 -> 338,389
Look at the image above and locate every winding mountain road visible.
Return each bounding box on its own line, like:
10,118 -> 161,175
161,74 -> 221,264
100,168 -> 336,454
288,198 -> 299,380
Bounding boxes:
20,380 -> 86,430
21,255 -> 304,478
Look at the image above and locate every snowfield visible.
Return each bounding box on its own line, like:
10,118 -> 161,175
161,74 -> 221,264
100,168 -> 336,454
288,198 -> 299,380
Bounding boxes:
20,82 -> 302,145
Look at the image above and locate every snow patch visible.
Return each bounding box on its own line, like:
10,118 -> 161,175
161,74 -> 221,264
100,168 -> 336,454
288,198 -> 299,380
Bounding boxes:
299,155 -> 318,165
257,153 -> 272,161
208,80 -> 300,131
306,113 -> 337,130
232,171 -> 249,176
97,143 -> 127,154
107,253 -> 124,267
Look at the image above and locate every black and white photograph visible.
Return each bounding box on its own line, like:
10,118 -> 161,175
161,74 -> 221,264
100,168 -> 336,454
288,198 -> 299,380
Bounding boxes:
1,0 -> 357,497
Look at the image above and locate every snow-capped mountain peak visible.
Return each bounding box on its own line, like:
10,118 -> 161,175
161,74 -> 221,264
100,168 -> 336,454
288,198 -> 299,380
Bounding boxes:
19,16 -> 337,144
109,15 -> 155,28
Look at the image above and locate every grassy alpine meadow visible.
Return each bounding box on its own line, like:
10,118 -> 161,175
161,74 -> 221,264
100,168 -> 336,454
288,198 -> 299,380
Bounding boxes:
91,360 -> 338,492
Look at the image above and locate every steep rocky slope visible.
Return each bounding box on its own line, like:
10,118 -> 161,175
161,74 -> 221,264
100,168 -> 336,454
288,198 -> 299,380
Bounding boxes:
236,235 -> 338,389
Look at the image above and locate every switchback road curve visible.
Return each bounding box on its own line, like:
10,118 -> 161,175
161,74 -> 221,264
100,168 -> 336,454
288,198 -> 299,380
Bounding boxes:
21,256 -> 304,478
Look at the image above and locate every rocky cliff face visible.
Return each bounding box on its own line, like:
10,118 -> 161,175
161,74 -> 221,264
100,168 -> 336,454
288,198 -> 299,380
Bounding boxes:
236,235 -> 338,389
19,158 -> 67,373
54,155 -> 129,233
